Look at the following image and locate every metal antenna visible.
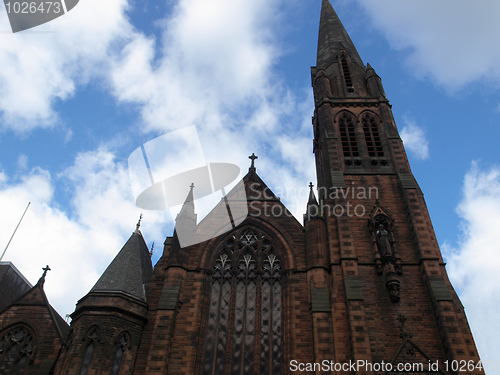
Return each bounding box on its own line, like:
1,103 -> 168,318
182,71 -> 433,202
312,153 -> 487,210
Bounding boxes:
0,202 -> 31,261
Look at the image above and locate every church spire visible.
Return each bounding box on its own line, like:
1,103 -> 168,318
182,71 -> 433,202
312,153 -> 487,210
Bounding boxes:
305,182 -> 320,220
176,183 -> 196,222
317,0 -> 363,69
174,183 -> 198,248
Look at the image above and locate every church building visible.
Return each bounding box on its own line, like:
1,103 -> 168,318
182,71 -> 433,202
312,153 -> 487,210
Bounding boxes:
0,1 -> 484,374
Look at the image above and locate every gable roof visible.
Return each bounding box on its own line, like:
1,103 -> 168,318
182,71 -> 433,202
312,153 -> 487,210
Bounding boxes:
0,261 -> 32,312
0,273 -> 69,340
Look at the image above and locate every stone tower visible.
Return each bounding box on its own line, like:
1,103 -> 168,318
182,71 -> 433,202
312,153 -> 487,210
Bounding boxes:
0,1 -> 484,374
306,0 -> 484,373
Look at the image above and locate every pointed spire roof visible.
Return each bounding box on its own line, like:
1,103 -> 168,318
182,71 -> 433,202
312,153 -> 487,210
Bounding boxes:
308,182 -> 319,205
305,182 -> 320,220
317,0 -> 364,69
176,183 -> 196,221
91,230 -> 153,301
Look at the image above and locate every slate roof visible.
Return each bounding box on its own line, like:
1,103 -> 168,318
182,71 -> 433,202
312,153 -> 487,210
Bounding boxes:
317,0 -> 364,69
0,261 -> 32,312
91,231 -> 153,301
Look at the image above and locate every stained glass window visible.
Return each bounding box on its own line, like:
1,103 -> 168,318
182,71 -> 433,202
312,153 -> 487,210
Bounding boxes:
0,325 -> 34,375
203,229 -> 283,375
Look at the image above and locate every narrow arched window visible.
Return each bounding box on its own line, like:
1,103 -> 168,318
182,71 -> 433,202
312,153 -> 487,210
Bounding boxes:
202,229 -> 284,375
79,326 -> 100,375
339,113 -> 358,161
363,114 -> 384,158
0,324 -> 35,375
231,253 -> 256,373
110,332 -> 129,375
203,252 -> 232,374
341,56 -> 353,90
260,252 -> 282,374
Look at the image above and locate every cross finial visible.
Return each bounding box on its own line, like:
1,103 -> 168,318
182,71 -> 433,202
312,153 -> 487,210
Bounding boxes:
190,183 -> 195,189
38,265 -> 51,286
42,265 -> 51,278
309,182 -> 314,190
136,213 -> 143,232
249,153 -> 258,171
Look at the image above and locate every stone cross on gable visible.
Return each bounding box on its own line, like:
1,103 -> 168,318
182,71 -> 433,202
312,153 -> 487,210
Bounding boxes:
309,182 -> 314,189
42,265 -> 51,278
249,153 -> 258,170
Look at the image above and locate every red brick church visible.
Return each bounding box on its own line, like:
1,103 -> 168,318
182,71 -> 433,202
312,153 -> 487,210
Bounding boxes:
0,1 -> 484,374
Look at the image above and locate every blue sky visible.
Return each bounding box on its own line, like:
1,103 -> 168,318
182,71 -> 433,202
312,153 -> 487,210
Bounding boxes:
0,0 -> 499,368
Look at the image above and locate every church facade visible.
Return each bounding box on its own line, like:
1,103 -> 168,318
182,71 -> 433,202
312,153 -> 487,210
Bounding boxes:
0,1 -> 484,374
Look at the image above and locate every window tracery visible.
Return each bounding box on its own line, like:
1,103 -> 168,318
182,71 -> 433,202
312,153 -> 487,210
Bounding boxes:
0,324 -> 35,375
203,228 -> 283,375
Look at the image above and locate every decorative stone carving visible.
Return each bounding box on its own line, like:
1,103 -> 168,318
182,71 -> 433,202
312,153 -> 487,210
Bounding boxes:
369,203 -> 402,302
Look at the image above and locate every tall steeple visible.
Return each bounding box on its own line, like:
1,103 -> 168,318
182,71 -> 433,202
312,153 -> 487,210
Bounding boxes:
310,1 -> 484,371
317,0 -> 363,69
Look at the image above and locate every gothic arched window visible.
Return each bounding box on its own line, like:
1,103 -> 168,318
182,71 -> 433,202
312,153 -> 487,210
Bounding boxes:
362,114 -> 384,159
0,324 -> 35,375
110,332 -> 129,375
202,228 -> 283,375
79,325 -> 100,375
339,112 -> 359,162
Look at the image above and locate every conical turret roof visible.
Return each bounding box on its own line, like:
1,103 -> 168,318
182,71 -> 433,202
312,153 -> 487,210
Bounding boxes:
91,231 -> 153,301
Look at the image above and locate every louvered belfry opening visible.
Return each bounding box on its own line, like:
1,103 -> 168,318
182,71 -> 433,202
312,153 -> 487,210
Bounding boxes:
362,114 -> 384,158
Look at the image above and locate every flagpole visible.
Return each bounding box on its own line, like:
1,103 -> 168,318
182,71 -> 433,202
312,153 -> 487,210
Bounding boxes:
0,202 -> 30,261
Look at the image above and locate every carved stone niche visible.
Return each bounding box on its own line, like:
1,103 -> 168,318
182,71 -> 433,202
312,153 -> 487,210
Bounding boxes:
368,203 -> 402,303
368,205 -> 402,275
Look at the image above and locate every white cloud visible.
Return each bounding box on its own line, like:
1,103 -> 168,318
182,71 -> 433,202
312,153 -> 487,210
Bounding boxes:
17,154 -> 28,170
357,0 -> 500,90
399,118 -> 429,160
0,150 -> 166,318
108,0 -> 316,219
0,0 -> 134,132
442,162 -> 500,367
0,0 -> 316,318
110,0 -> 284,134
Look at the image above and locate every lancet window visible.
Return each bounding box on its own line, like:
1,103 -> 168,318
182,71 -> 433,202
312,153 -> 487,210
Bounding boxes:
79,325 -> 100,375
202,228 -> 283,375
0,324 -> 35,375
362,114 -> 384,159
339,112 -> 359,161
110,332 -> 129,375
